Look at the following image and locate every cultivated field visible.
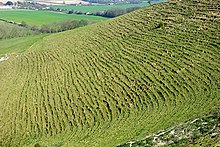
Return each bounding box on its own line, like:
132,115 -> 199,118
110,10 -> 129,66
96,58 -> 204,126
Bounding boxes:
0,0 -> 219,146
0,0 -> 87,5
0,10 -> 107,26
52,2 -> 150,12
33,0 -> 89,5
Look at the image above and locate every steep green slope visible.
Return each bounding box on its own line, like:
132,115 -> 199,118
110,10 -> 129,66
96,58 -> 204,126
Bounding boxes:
0,34 -> 47,56
0,0 -> 220,146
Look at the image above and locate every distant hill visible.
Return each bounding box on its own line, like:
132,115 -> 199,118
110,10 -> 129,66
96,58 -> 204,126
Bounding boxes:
0,0 -> 219,146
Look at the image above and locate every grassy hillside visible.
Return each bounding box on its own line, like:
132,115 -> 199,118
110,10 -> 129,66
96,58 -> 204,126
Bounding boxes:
0,34 -> 47,56
0,21 -> 39,39
0,10 -> 107,26
0,0 -> 220,146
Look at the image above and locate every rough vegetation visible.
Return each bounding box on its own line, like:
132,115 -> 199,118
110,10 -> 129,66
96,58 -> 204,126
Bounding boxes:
39,19 -> 90,33
94,6 -> 141,18
67,6 -> 141,18
0,0 -> 219,146
0,21 -> 39,39
118,111 -> 220,146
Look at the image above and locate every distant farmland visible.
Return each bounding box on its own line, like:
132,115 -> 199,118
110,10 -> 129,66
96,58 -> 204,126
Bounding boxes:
53,2 -> 149,12
0,10 -> 107,26
52,0 -> 166,12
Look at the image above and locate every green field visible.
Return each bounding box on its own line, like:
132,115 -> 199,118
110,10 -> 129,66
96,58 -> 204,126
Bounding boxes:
53,2 -> 148,12
0,34 -> 47,55
0,0 -> 220,146
0,10 -> 107,26
53,1 -> 165,12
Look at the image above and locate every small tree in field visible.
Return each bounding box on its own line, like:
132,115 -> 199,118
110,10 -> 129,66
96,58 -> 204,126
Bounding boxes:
5,1 -> 13,6
148,0 -> 151,5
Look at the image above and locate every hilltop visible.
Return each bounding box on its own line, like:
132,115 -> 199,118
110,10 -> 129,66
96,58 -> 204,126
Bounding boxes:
0,0 -> 219,146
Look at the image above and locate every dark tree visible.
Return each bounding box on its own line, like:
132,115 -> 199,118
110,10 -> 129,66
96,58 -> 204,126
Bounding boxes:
103,8 -> 126,18
30,25 -> 39,31
40,24 -> 50,33
34,143 -> 41,147
67,10 -> 73,14
5,1 -> 13,5
17,1 -> 23,5
94,6 -> 141,18
19,21 -> 27,27
126,6 -> 141,13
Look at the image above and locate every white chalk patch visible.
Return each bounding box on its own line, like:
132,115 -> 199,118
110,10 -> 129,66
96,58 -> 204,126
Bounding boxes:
0,56 -> 9,62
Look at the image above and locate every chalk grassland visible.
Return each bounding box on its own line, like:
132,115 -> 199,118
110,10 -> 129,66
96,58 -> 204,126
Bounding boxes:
0,34 -> 47,55
119,111 -> 220,146
0,0 -> 219,146
0,10 -> 107,26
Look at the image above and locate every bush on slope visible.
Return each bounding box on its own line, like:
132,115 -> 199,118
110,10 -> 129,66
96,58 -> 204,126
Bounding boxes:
0,21 -> 39,40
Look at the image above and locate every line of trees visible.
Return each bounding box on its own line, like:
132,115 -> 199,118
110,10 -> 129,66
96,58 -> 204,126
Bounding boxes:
39,20 -> 90,33
94,6 -> 141,18
18,20 -> 90,33
82,0 -> 141,4
0,19 -> 91,39
66,6 -> 141,18
0,21 -> 39,40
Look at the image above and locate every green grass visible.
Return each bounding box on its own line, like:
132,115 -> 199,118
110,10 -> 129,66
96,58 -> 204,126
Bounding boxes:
0,10 -> 107,26
52,1 -> 165,12
0,34 -> 47,55
0,0 -> 219,146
